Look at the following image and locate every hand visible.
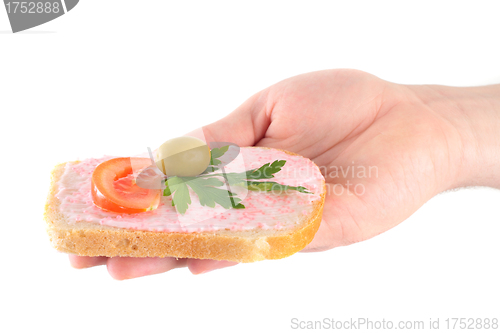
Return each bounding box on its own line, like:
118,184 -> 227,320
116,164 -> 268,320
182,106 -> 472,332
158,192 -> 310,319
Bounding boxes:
70,69 -> 500,278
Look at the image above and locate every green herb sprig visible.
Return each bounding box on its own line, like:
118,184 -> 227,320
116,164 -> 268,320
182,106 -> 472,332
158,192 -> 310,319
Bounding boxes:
163,146 -> 312,214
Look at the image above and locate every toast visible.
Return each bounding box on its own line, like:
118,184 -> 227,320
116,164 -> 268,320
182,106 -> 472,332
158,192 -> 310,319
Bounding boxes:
44,147 -> 326,263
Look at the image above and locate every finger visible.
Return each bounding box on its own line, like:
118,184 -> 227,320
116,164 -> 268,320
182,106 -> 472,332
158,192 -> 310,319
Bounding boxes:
300,219 -> 337,253
187,259 -> 239,275
68,255 -> 108,269
301,188 -> 368,252
186,90 -> 271,147
106,257 -> 188,280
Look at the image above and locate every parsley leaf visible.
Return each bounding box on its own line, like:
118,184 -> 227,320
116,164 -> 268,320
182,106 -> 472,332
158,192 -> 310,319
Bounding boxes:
164,176 -> 191,215
164,175 -> 245,214
245,160 -> 286,179
184,177 -> 244,209
202,145 -> 229,173
246,181 -> 311,194
210,145 -> 229,166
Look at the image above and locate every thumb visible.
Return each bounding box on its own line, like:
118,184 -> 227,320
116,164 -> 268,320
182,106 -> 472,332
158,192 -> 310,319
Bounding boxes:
186,90 -> 271,147
301,186 -> 369,252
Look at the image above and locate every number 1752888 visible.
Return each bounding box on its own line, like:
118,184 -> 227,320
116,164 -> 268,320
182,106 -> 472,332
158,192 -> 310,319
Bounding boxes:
5,2 -> 61,14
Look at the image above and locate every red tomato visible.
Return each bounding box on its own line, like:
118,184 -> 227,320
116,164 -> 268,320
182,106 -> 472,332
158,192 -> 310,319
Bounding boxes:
91,157 -> 161,214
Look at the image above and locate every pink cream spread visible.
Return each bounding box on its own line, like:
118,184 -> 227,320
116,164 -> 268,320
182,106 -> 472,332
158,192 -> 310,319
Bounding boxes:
55,147 -> 324,233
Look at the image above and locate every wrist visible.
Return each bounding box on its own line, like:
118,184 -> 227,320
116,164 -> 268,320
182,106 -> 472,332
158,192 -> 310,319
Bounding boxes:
409,84 -> 500,189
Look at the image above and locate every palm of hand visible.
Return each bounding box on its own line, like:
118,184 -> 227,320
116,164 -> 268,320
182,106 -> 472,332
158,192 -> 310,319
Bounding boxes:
254,70 -> 456,251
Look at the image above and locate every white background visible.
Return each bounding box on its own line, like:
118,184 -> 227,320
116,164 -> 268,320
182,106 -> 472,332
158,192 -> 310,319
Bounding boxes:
1,1 -> 499,332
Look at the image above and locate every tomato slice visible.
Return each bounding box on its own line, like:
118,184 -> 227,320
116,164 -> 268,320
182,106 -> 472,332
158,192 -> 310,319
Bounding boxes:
91,157 -> 161,214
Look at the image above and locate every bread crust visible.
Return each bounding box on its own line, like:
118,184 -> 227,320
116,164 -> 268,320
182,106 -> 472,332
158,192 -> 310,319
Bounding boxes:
44,148 -> 325,263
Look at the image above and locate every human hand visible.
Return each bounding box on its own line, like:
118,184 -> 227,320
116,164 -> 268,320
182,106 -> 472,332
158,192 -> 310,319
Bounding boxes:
70,69 -> 500,278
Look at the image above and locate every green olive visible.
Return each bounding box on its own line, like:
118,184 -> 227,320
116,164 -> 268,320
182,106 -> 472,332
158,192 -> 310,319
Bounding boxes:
155,136 -> 211,177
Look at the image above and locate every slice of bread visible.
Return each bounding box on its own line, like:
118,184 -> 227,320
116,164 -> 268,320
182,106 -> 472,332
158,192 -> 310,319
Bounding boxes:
44,147 -> 325,263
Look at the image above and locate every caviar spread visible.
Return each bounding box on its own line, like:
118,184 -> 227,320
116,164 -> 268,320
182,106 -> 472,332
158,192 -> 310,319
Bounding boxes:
56,147 -> 324,233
